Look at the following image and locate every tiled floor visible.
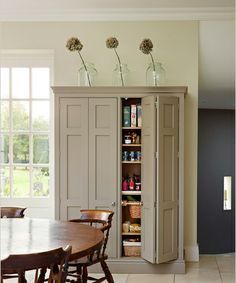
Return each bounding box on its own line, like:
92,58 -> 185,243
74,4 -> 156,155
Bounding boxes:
91,253 -> 235,283
6,253 -> 235,282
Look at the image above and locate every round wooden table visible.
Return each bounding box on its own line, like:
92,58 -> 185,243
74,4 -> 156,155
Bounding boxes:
1,218 -> 104,261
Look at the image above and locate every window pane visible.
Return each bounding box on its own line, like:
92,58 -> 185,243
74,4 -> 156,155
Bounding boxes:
12,68 -> 29,98
33,135 -> 49,164
0,68 -> 10,99
13,166 -> 30,197
33,167 -> 49,197
0,167 -> 10,197
13,135 -> 29,163
32,68 -> 50,98
32,101 -> 49,130
0,102 -> 9,130
12,101 -> 29,130
0,135 -> 9,163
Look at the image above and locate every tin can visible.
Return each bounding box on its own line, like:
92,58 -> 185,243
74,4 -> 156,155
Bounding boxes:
130,151 -> 135,161
136,151 -> 141,161
122,151 -> 129,161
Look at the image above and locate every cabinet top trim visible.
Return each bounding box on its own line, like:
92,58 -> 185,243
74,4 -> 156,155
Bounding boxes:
52,86 -> 187,96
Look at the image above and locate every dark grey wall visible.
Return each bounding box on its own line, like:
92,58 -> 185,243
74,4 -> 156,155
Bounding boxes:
198,109 -> 235,254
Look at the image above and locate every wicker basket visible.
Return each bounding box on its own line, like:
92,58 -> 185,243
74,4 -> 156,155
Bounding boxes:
123,241 -> 141,257
128,202 -> 141,218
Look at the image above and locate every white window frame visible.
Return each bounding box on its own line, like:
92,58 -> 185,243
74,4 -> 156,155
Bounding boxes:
0,50 -> 55,219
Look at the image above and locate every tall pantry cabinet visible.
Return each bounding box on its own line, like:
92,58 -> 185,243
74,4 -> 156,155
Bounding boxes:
53,87 -> 187,273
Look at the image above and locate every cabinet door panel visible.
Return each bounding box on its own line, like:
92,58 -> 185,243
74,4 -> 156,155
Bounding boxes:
89,98 -> 117,258
156,96 -> 178,263
141,95 -> 156,263
60,98 -> 89,220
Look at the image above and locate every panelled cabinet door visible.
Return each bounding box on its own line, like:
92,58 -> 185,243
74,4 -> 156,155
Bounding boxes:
89,98 -> 117,258
156,96 -> 179,263
59,98 -> 89,220
141,95 -> 156,263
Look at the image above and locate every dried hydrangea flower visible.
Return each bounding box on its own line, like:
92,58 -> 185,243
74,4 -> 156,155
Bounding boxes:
139,38 -> 153,54
139,38 -> 157,86
106,37 -> 119,49
66,37 -> 83,52
66,37 -> 91,86
106,36 -> 124,86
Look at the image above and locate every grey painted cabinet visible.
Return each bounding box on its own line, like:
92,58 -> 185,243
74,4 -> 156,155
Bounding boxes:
53,87 -> 186,273
58,97 -> 117,258
141,96 -> 179,264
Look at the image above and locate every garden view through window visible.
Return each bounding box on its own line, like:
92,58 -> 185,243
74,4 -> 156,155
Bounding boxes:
0,67 -> 50,198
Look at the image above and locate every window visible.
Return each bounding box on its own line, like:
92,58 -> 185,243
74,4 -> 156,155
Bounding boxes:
0,51 -> 54,217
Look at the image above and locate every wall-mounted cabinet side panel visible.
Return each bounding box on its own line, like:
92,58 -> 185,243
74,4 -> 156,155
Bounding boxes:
59,98 -> 89,220
89,98 -> 117,258
141,95 -> 156,263
156,96 -> 179,263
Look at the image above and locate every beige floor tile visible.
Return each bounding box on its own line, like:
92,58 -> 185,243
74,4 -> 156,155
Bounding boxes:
216,254 -> 235,273
127,274 -> 174,283
175,268 -> 222,283
186,255 -> 218,270
89,273 -> 128,283
221,272 -> 235,283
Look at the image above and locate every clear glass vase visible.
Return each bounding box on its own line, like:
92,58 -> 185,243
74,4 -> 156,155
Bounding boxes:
146,62 -> 166,86
112,63 -> 129,86
78,62 -> 97,86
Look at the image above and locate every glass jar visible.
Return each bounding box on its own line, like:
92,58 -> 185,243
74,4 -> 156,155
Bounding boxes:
146,62 -> 166,86
78,62 -> 97,86
112,63 -> 129,86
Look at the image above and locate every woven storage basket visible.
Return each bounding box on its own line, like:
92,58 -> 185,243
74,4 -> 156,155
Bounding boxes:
123,241 -> 141,257
128,202 -> 141,218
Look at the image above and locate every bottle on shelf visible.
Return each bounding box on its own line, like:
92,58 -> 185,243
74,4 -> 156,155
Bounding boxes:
122,178 -> 129,191
129,177 -> 135,191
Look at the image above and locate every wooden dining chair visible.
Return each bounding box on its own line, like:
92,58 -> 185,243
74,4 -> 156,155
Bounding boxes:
1,245 -> 72,283
68,209 -> 114,283
0,207 -> 26,218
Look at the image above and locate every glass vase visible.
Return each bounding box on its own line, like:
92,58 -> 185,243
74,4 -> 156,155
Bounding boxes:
146,62 -> 166,86
112,63 -> 129,86
78,62 -> 97,86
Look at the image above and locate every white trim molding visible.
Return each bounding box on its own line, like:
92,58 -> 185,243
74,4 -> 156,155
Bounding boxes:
0,7 -> 234,22
184,245 -> 199,262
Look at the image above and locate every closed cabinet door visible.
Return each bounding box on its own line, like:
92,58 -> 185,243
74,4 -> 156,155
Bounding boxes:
141,95 -> 179,264
59,98 -> 89,220
89,98 -> 118,258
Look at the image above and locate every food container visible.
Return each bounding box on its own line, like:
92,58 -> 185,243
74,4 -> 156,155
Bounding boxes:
123,240 -> 141,257
124,135 -> 132,144
129,223 -> 141,233
129,202 -> 141,218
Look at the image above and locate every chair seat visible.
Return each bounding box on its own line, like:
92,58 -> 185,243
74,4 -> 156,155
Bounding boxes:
70,253 -> 108,267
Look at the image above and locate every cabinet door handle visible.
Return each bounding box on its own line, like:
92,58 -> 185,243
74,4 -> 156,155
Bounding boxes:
140,201 -> 143,206
111,201 -> 116,206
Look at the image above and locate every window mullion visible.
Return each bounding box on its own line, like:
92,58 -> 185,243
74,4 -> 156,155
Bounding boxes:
29,67 -> 33,198
9,68 -> 13,198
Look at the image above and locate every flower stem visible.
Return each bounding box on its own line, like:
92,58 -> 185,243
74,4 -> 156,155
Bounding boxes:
114,48 -> 124,86
78,51 -> 91,87
149,52 -> 157,86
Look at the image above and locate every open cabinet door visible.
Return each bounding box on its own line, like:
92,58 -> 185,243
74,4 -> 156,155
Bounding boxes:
156,96 -> 179,263
141,95 -> 156,263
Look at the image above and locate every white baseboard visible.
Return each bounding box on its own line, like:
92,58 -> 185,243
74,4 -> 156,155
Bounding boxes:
184,244 -> 199,262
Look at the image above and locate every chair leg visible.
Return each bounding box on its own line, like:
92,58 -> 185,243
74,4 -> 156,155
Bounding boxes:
82,266 -> 88,283
76,266 -> 82,283
100,260 -> 114,283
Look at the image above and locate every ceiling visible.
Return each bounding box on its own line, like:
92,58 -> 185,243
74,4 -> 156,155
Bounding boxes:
0,0 -> 235,109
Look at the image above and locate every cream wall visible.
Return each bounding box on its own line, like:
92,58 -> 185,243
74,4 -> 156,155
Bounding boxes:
1,21 -> 198,255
